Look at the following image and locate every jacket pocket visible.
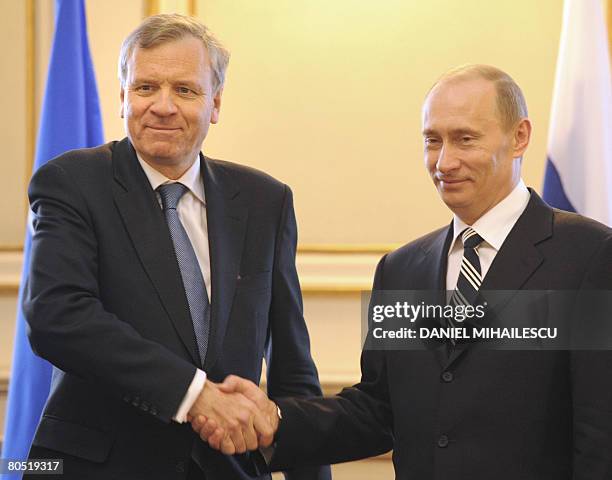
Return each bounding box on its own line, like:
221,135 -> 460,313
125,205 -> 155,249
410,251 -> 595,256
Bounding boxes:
33,415 -> 114,463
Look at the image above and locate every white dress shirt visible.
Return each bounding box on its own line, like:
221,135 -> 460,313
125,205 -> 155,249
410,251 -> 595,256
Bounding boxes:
446,180 -> 531,290
137,156 -> 208,423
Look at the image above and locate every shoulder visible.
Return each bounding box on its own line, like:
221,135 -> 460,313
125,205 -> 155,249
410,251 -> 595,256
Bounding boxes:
206,157 -> 285,189
549,209 -> 612,286
205,156 -> 289,202
386,225 -> 449,265
32,142 -> 115,183
29,142 -> 117,197
551,208 -> 612,245
372,225 -> 449,286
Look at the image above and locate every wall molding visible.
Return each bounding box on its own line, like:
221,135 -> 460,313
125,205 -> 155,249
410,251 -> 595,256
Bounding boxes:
0,246 -> 24,253
144,0 -> 197,17
0,370 -> 8,394
298,244 -> 399,254
0,249 -> 381,294
0,252 -> 23,294
0,244 -> 399,254
0,284 -> 19,295
188,0 -> 196,16
144,0 -> 159,17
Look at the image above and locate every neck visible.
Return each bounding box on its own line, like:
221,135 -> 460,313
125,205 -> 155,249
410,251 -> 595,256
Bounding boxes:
141,156 -> 195,180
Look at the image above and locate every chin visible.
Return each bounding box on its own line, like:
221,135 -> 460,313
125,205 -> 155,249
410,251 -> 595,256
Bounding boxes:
144,147 -> 181,163
438,188 -> 464,202
439,192 -> 472,211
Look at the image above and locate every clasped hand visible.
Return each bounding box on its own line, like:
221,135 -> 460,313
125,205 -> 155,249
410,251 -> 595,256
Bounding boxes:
187,375 -> 279,455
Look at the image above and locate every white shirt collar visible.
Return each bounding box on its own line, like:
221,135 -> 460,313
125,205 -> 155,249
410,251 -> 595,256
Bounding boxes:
449,179 -> 530,254
137,155 -> 205,205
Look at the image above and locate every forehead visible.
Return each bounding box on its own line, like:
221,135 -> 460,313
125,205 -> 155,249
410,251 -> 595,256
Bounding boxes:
422,77 -> 499,129
127,36 -> 211,81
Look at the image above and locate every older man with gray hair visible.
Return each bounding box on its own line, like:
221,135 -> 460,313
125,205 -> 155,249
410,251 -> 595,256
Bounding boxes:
23,14 -> 329,480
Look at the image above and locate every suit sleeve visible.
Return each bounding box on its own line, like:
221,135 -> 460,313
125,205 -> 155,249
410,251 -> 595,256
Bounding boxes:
571,232 -> 612,479
263,185 -> 331,479
265,186 -> 322,398
23,161 -> 196,424
269,254 -> 394,470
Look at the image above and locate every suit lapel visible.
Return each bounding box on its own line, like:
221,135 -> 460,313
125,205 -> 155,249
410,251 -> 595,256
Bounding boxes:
416,225 -> 452,292
479,191 -> 551,292
415,225 -> 454,368
111,139 -> 201,365
445,190 -> 553,368
201,156 -> 248,371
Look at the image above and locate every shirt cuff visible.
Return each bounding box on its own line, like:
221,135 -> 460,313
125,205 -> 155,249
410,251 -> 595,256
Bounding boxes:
173,368 -> 207,423
260,444 -> 276,465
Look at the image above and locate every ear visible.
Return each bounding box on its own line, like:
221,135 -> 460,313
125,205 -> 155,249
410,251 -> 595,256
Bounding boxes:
120,88 -> 125,118
512,118 -> 531,159
210,87 -> 223,124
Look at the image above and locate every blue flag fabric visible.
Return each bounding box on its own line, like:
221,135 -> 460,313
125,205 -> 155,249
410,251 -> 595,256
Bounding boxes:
542,0 -> 612,225
1,0 -> 104,473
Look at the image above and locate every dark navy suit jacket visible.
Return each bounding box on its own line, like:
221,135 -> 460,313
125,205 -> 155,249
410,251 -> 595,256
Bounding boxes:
24,138 -> 330,480
271,191 -> 612,480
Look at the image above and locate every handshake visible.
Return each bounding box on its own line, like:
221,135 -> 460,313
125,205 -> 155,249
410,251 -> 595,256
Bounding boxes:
187,375 -> 280,455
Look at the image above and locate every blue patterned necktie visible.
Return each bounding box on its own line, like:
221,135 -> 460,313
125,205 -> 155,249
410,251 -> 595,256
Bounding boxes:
449,227 -> 485,327
157,183 -> 210,366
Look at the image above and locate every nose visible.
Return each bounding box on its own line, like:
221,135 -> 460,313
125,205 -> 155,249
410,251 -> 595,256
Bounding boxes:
150,88 -> 178,116
435,145 -> 460,174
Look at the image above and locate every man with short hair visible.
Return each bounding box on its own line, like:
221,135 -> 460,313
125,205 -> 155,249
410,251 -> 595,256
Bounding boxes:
24,14 -> 329,480
195,65 -> 612,479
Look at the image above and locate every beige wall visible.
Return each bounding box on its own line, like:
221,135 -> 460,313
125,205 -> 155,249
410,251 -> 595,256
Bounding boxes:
196,0 -> 563,244
0,0 -> 27,246
0,0 -> 569,248
1,2 -> 606,477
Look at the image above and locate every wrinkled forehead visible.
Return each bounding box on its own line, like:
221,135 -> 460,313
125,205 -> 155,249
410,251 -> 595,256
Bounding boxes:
128,36 -> 209,70
422,77 -> 499,127
125,37 -> 212,86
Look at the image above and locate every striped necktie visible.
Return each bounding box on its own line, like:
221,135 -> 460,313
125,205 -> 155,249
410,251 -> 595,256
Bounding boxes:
157,183 -> 210,366
449,227 -> 484,326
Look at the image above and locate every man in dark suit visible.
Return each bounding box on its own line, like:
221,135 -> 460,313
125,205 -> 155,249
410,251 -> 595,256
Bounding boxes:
193,65 -> 612,479
23,14 -> 329,480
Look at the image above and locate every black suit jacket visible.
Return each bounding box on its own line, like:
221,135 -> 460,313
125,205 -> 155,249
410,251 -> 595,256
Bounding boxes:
271,191 -> 612,479
23,138 -> 330,480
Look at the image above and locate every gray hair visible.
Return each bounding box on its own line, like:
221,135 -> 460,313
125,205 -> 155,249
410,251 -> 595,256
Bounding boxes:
427,64 -> 528,130
118,14 -> 230,94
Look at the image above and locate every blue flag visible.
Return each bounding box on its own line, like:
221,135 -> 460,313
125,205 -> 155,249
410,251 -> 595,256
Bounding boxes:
1,0 -> 104,473
542,0 -> 612,225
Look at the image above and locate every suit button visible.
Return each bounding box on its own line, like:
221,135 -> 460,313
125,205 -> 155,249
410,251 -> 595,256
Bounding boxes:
150,406 -> 158,416
438,435 -> 449,448
175,460 -> 185,472
441,371 -> 454,383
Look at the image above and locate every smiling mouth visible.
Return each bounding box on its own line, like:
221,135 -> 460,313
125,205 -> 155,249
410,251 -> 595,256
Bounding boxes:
438,178 -> 467,185
146,126 -> 181,132
437,179 -> 470,191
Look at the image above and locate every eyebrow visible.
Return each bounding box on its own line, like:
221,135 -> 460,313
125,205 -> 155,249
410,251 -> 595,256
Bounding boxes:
130,77 -> 202,89
422,128 -> 482,137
